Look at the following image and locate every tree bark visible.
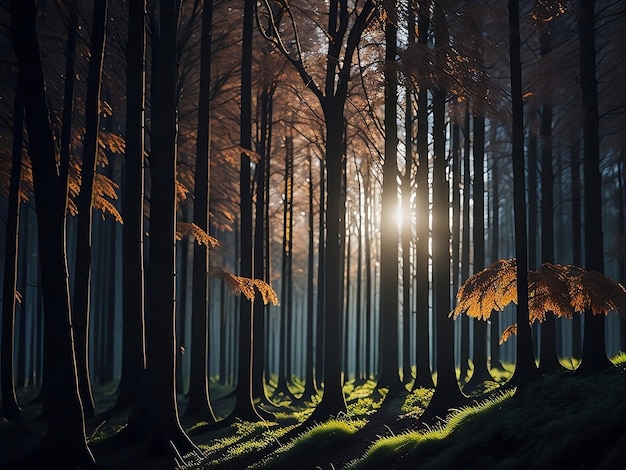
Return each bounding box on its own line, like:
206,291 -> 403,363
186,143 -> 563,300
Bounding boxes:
577,0 -> 612,374
1,88 -> 24,424
509,0 -> 539,389
115,0 -> 147,413
9,0 -> 96,465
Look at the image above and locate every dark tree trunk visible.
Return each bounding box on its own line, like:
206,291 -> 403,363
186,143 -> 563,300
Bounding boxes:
401,0 -> 416,387
576,0 -> 612,374
509,0 -> 539,389
115,0 -> 147,413
421,3 -> 467,420
459,108 -> 471,384
185,0 -> 216,421
9,0 -> 95,465
570,143 -> 582,360
465,113 -> 492,391
72,0 -> 108,419
363,160 -> 372,380
412,0 -> 434,391
251,85 -> 272,406
1,88 -> 24,424
378,4 -> 403,398
230,0 -> 264,422
276,134 -> 294,398
490,152 -> 503,369
124,0 -> 199,460
316,157 -> 326,389
304,151 -> 317,394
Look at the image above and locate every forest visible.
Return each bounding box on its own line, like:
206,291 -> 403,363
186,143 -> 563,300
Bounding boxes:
1,0 -> 626,468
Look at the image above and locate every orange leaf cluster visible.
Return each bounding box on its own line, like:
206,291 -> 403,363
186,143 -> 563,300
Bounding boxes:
175,222 -> 219,248
211,268 -> 279,306
451,259 -> 626,323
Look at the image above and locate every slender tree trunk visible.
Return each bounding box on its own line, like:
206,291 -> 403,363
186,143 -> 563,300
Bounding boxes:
412,0 -> 434,391
115,0 -> 147,413
125,0 -> 199,460
185,0 -> 216,421
401,0 -> 416,387
9,0 -> 95,465
72,0 -> 108,419
465,112 -> 492,390
577,0 -> 612,373
304,151 -> 317,394
231,0 -> 264,422
490,152 -> 503,369
378,3 -> 403,398
421,3 -> 467,420
1,89 -> 24,424
509,0 -> 539,388
251,85 -> 272,406
459,108 -> 471,384
571,143 -> 582,360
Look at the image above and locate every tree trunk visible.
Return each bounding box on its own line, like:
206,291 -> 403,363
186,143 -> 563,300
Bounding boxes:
115,0 -> 147,413
465,112 -> 492,391
231,0 -> 264,422
412,0 -> 434,391
9,0 -> 95,465
577,0 -> 612,374
421,3 -> 467,420
509,0 -> 539,389
125,0 -> 199,460
459,107 -> 471,384
1,88 -> 24,424
72,0 -> 108,419
185,0 -> 216,422
378,4 -> 403,398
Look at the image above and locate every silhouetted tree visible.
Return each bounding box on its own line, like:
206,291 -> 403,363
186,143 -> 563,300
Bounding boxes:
9,0 -> 96,465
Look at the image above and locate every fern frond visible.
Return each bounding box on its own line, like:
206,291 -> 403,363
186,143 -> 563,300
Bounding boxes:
499,324 -> 517,345
451,258 -> 518,320
93,197 -> 123,224
211,268 -> 278,305
175,222 -> 219,247
251,278 -> 279,306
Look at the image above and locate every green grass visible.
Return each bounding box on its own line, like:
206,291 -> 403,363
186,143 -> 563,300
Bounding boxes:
343,354 -> 626,470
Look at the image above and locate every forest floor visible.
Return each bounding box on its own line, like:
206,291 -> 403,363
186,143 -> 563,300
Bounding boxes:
2,357 -> 626,469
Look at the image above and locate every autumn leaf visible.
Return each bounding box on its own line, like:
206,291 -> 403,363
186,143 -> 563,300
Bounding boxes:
175,222 -> 219,247
499,324 -> 517,345
211,268 -> 279,306
452,258 -> 626,333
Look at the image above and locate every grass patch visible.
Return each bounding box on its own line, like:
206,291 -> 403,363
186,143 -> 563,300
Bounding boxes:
346,354 -> 626,469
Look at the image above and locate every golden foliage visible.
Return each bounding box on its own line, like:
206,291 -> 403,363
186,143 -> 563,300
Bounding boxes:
92,173 -> 123,223
211,268 -> 279,306
175,222 -> 219,247
452,259 -> 626,331
451,258 -> 517,320
499,324 -> 517,345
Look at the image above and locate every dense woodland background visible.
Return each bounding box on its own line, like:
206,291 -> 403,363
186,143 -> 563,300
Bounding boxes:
1,0 -> 625,468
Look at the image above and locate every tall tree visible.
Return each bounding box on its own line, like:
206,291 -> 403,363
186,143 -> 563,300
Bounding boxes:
465,111 -> 492,390
421,2 -> 467,420
124,0 -> 199,460
72,0 -> 108,419
377,0 -> 403,399
576,0 -> 613,374
115,0 -> 147,413
184,0 -> 217,422
412,0 -> 434,391
537,26 -> 563,374
508,0 -> 539,388
257,0 -> 378,421
230,0 -> 265,423
9,0 -> 96,465
0,88 -> 23,425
